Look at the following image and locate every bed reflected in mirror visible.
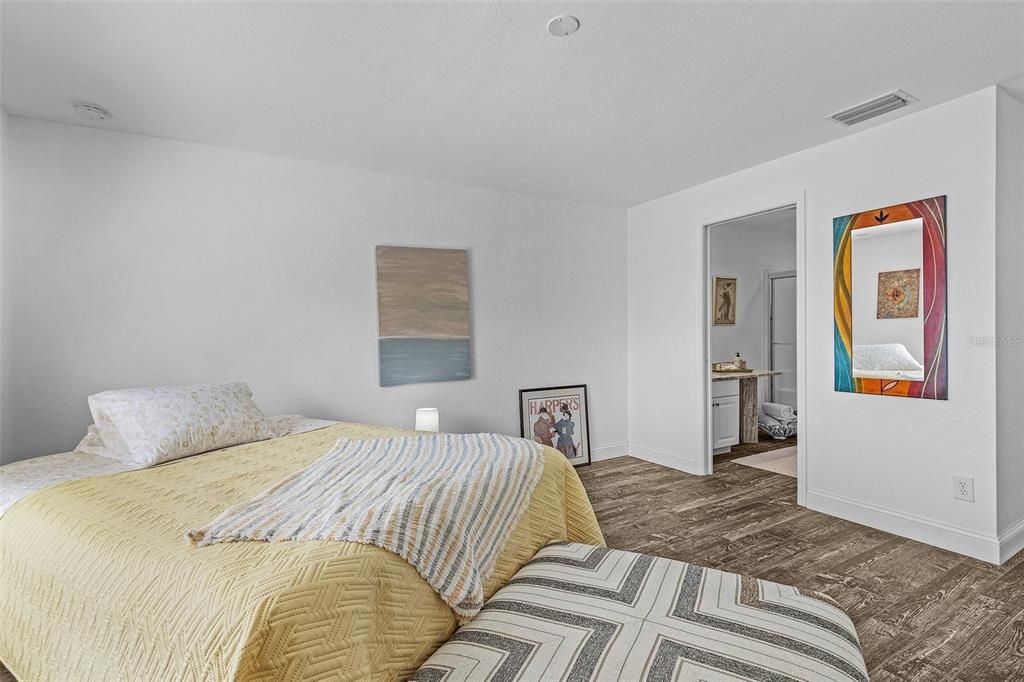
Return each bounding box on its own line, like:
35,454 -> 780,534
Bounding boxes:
850,218 -> 924,382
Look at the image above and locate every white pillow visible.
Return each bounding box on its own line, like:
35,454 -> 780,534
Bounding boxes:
74,424 -> 127,460
88,382 -> 275,467
852,343 -> 924,372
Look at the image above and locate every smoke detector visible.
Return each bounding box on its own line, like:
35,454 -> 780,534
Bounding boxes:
72,102 -> 113,121
828,90 -> 917,126
547,15 -> 580,37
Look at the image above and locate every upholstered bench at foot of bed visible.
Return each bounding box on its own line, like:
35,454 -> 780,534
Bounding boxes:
412,542 -> 868,682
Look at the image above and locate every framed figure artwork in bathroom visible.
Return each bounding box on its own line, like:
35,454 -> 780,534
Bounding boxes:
713,277 -> 737,325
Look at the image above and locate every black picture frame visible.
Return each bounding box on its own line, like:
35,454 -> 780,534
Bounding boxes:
518,384 -> 591,467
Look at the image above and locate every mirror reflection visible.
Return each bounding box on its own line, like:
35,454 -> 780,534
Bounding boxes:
850,218 -> 924,382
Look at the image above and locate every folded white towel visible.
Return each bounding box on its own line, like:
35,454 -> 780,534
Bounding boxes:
759,413 -> 798,439
758,412 -> 796,426
762,402 -> 794,420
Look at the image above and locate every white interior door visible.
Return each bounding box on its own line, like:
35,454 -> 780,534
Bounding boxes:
770,274 -> 797,409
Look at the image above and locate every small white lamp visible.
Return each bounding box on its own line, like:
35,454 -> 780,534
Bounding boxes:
415,408 -> 440,433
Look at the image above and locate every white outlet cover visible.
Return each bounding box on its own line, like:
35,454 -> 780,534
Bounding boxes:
953,475 -> 975,502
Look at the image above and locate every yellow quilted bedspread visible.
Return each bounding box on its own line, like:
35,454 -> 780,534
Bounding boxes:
0,423 -> 604,681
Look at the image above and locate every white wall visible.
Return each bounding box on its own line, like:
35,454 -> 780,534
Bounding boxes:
0,0 -> 5,463
850,225 -> 924,365
996,88 -> 1024,560
0,109 -> 6,463
629,88 -> 1006,561
1,117 -> 628,463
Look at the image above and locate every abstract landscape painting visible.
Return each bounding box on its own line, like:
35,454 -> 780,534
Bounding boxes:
376,245 -> 472,386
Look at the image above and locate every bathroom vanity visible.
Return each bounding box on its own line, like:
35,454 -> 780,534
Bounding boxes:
711,369 -> 782,454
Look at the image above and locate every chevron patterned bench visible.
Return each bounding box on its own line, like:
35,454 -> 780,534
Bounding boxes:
413,542 -> 868,682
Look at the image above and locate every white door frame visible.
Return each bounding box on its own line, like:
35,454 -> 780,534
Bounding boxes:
700,192 -> 808,507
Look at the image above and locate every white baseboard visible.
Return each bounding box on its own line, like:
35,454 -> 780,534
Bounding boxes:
806,488 -> 1001,564
591,442 -> 628,462
627,443 -> 699,474
999,517 -> 1024,564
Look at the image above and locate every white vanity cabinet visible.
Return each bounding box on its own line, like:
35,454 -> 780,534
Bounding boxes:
712,379 -> 740,452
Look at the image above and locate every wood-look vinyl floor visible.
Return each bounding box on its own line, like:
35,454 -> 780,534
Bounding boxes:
577,456 -> 1024,682
717,434 -> 798,463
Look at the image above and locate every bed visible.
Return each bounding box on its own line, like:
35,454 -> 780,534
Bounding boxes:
851,343 -> 925,382
849,368 -> 925,381
0,421 -> 603,681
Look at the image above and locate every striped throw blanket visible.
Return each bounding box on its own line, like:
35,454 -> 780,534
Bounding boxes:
188,433 -> 545,621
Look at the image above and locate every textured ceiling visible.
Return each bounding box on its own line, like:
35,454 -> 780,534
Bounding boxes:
2,1 -> 1022,207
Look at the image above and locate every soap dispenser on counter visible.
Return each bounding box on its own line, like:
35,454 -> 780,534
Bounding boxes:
733,352 -> 747,370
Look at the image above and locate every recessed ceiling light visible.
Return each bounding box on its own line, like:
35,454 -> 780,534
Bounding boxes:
547,15 -> 580,37
72,102 -> 113,121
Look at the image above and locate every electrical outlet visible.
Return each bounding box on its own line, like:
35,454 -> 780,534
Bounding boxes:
953,476 -> 974,502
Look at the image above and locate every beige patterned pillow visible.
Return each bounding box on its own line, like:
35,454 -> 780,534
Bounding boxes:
74,424 -> 127,460
87,382 -> 275,467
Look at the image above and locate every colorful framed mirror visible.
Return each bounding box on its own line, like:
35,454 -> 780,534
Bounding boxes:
833,195 -> 947,399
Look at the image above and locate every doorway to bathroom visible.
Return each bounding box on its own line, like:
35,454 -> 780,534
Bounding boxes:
704,202 -> 801,483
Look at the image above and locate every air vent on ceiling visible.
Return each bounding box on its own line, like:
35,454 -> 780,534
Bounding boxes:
72,102 -> 113,121
828,90 -> 917,126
